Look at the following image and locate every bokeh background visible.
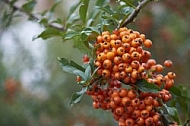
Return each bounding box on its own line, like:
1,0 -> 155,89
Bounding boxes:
0,0 -> 189,126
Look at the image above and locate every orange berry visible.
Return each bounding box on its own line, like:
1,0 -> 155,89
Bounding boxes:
115,106 -> 125,115
110,34 -> 118,40
102,69 -> 111,78
147,59 -> 156,67
123,43 -> 131,52
113,95 -> 121,104
144,96 -> 153,105
94,60 -> 102,68
131,110 -> 141,119
141,110 -> 150,119
155,64 -> 163,72
167,72 -> 176,79
102,34 -> 111,42
128,89 -> 137,99
97,52 -> 106,62
119,27 -> 128,32
96,35 -> 103,43
114,56 -> 122,65
102,31 -> 110,36
131,60 -> 140,69
131,51 -> 140,60
140,34 -> 146,41
119,31 -> 128,38
122,97 -> 131,106
118,63 -> 127,71
122,35 -> 131,43
143,39 -> 152,48
103,59 -> 112,69
103,42 -> 110,49
106,51 -> 115,60
145,117 -> 154,126
153,113 -> 160,123
129,33 -> 136,40
131,98 -> 140,107
117,47 -> 125,56
164,60 -> 173,68
125,65 -> 133,73
136,117 -> 145,125
125,118 -> 135,126
131,38 -> 142,48
119,88 -> 128,97
76,76 -> 81,82
120,71 -> 127,79
122,53 -> 131,63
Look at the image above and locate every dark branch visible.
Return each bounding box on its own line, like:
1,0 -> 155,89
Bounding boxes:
1,0 -> 65,31
120,0 -> 153,27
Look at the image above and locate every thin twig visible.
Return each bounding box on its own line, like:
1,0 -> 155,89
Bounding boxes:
1,0 -> 65,31
120,0 -> 153,27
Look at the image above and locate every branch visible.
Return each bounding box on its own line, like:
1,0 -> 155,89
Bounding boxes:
120,0 -> 153,27
1,0 -> 65,31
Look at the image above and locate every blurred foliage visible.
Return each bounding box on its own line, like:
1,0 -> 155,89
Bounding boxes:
0,0 -> 190,126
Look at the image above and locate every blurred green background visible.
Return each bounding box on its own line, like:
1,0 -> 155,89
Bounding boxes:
0,0 -> 189,126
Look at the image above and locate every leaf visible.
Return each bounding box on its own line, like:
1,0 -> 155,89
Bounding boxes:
33,27 -> 61,40
70,87 -> 88,106
163,104 -> 180,124
96,5 -> 114,15
50,0 -> 62,12
135,80 -> 160,93
67,0 -> 82,19
73,70 -> 86,80
85,65 -> 91,80
22,0 -> 36,13
63,31 -> 80,40
50,18 -> 63,25
58,57 -> 85,74
79,0 -> 89,23
38,18 -> 49,27
73,36 -> 91,54
160,114 -> 176,125
120,0 -> 136,8
169,86 -> 182,97
96,0 -> 108,6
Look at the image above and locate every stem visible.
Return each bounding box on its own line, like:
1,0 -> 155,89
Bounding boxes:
1,0 -> 65,31
120,0 -> 153,28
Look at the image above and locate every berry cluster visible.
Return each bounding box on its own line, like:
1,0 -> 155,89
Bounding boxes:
94,27 -> 176,88
86,79 -> 176,126
79,27 -> 177,126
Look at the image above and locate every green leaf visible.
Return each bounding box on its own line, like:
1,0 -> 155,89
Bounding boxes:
73,36 -> 91,54
120,0 -> 136,9
80,27 -> 99,41
160,114 -> 176,125
163,104 -> 180,124
33,27 -> 61,40
96,0 -> 108,6
58,57 -> 85,74
70,87 -> 88,106
73,70 -> 86,80
39,18 -> 48,25
178,84 -> 188,97
22,0 -> 36,13
79,0 -> 89,23
67,0 -> 82,19
63,31 -> 80,40
85,65 -> 91,80
96,5 -> 114,15
135,80 -> 160,93
169,86 -> 182,97
50,0 -> 62,12
50,18 -> 63,25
